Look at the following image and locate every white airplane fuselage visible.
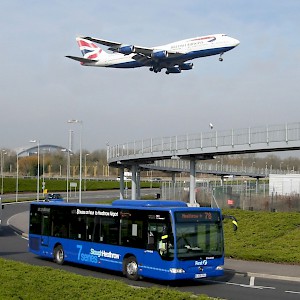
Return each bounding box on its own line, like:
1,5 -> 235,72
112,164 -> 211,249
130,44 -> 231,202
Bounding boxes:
67,33 -> 239,74
87,34 -> 238,68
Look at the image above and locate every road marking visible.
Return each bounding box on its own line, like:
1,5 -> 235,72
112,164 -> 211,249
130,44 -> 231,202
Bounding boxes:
250,276 -> 255,286
247,272 -> 300,283
225,281 -> 275,290
285,290 -> 300,295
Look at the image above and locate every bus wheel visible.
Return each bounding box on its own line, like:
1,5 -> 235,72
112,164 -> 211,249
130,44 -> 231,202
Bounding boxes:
124,256 -> 139,281
53,245 -> 64,265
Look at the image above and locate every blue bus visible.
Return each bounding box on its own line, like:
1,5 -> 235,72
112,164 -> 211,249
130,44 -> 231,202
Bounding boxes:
29,200 -> 237,281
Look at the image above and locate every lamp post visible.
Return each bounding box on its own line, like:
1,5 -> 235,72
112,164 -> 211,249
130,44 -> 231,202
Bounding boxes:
30,140 -> 40,201
1,150 -> 7,195
61,148 -> 71,203
16,152 -> 19,202
68,120 -> 82,203
84,153 -> 89,191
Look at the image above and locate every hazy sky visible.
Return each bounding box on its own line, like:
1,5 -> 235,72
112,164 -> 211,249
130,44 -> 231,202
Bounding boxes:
1,1 -> 300,153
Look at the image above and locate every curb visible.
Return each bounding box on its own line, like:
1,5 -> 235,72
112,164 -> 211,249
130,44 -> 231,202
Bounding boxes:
247,272 -> 300,283
225,269 -> 300,283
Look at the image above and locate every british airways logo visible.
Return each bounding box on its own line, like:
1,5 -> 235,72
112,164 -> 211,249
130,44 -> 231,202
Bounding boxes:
77,39 -> 102,59
192,36 -> 216,43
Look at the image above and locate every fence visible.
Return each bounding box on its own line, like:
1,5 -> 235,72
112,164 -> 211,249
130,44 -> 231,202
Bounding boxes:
161,180 -> 300,212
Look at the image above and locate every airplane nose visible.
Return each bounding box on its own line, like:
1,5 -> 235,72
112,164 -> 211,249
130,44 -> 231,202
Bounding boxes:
233,38 -> 240,47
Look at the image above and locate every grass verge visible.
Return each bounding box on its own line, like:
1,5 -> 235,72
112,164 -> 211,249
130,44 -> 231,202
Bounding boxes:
223,209 -> 300,264
0,258 -> 215,300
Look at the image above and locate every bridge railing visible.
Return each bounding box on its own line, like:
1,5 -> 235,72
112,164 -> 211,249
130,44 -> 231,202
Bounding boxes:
107,122 -> 300,162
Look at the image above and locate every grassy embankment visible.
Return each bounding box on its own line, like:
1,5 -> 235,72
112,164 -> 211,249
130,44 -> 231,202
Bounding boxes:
223,209 -> 300,264
0,259 -> 214,300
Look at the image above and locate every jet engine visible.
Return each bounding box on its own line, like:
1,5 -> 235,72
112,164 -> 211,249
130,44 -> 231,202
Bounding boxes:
118,45 -> 135,55
179,62 -> 193,70
151,50 -> 168,59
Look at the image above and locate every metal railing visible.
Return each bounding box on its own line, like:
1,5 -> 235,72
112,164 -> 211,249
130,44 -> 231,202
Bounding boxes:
107,122 -> 300,163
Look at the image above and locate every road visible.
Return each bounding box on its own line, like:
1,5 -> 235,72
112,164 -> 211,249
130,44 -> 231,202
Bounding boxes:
1,194 -> 300,300
1,188 -> 160,202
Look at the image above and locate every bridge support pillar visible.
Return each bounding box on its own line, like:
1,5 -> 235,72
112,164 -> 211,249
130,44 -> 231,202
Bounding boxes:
171,172 -> 176,199
136,169 -> 141,199
220,176 -> 224,187
256,177 -> 259,194
189,158 -> 197,206
119,167 -> 125,199
131,165 -> 137,200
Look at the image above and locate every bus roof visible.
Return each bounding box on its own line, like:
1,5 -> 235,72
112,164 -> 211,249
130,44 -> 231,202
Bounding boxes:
112,200 -> 188,208
30,200 -> 221,213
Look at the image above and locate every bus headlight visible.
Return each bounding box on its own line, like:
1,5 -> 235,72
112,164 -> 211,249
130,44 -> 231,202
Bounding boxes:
216,266 -> 224,271
170,268 -> 185,274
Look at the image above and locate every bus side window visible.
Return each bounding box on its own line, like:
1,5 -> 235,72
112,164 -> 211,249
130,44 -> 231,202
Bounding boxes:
86,216 -> 94,241
92,217 -> 101,242
101,217 -> 119,245
29,210 -> 42,235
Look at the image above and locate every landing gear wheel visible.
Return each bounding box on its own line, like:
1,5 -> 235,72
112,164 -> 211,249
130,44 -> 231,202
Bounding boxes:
124,256 -> 139,281
219,57 -> 223,62
53,245 -> 64,265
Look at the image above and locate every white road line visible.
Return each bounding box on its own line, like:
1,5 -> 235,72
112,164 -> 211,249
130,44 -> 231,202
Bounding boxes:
225,281 -> 276,290
250,276 -> 255,286
285,290 -> 300,295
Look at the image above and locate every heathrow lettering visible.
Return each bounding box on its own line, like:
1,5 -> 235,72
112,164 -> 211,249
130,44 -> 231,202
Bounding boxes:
76,209 -> 118,217
76,245 -> 120,264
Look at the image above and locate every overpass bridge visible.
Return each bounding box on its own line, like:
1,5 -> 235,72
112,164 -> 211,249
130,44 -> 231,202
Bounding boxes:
107,122 -> 300,204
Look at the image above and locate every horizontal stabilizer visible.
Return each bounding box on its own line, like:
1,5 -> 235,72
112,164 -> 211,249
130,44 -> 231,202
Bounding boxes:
65,55 -> 97,63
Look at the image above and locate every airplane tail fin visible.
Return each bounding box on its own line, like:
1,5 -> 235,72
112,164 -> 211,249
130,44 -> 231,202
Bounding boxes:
66,37 -> 108,64
76,37 -> 106,60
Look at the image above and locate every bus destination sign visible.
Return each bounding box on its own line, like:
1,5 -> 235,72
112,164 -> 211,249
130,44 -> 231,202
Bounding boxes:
175,211 -> 220,222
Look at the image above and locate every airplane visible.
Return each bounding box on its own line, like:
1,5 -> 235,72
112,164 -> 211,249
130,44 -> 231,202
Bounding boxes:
66,34 -> 240,74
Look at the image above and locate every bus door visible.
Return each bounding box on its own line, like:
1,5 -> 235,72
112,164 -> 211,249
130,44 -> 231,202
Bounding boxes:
41,212 -> 50,247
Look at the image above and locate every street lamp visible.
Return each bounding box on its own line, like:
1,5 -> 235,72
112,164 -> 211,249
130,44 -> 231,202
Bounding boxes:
30,140 -> 40,201
61,148 -> 72,203
68,120 -> 83,203
16,151 -> 19,202
84,153 -> 89,191
1,150 -> 7,195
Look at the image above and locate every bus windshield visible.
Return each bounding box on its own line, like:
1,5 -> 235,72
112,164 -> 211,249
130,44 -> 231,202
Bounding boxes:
175,211 -> 223,260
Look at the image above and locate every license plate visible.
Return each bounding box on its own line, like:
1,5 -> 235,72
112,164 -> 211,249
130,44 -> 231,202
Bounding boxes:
195,273 -> 207,279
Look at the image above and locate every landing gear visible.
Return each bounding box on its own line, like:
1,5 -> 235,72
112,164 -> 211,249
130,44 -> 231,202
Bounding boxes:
219,53 -> 224,62
149,66 -> 161,73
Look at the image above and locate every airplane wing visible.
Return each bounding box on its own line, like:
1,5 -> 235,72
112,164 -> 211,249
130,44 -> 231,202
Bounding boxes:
66,55 -> 97,63
81,36 -> 183,57
81,37 -> 123,49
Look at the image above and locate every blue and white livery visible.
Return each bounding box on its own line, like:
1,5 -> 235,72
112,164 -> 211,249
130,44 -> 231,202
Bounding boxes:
66,34 -> 240,74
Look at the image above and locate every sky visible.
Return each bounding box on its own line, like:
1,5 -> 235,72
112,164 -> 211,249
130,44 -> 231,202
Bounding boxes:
1,0 -> 300,153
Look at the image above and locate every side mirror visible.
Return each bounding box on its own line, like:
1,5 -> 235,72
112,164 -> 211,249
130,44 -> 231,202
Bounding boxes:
223,215 -> 238,231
